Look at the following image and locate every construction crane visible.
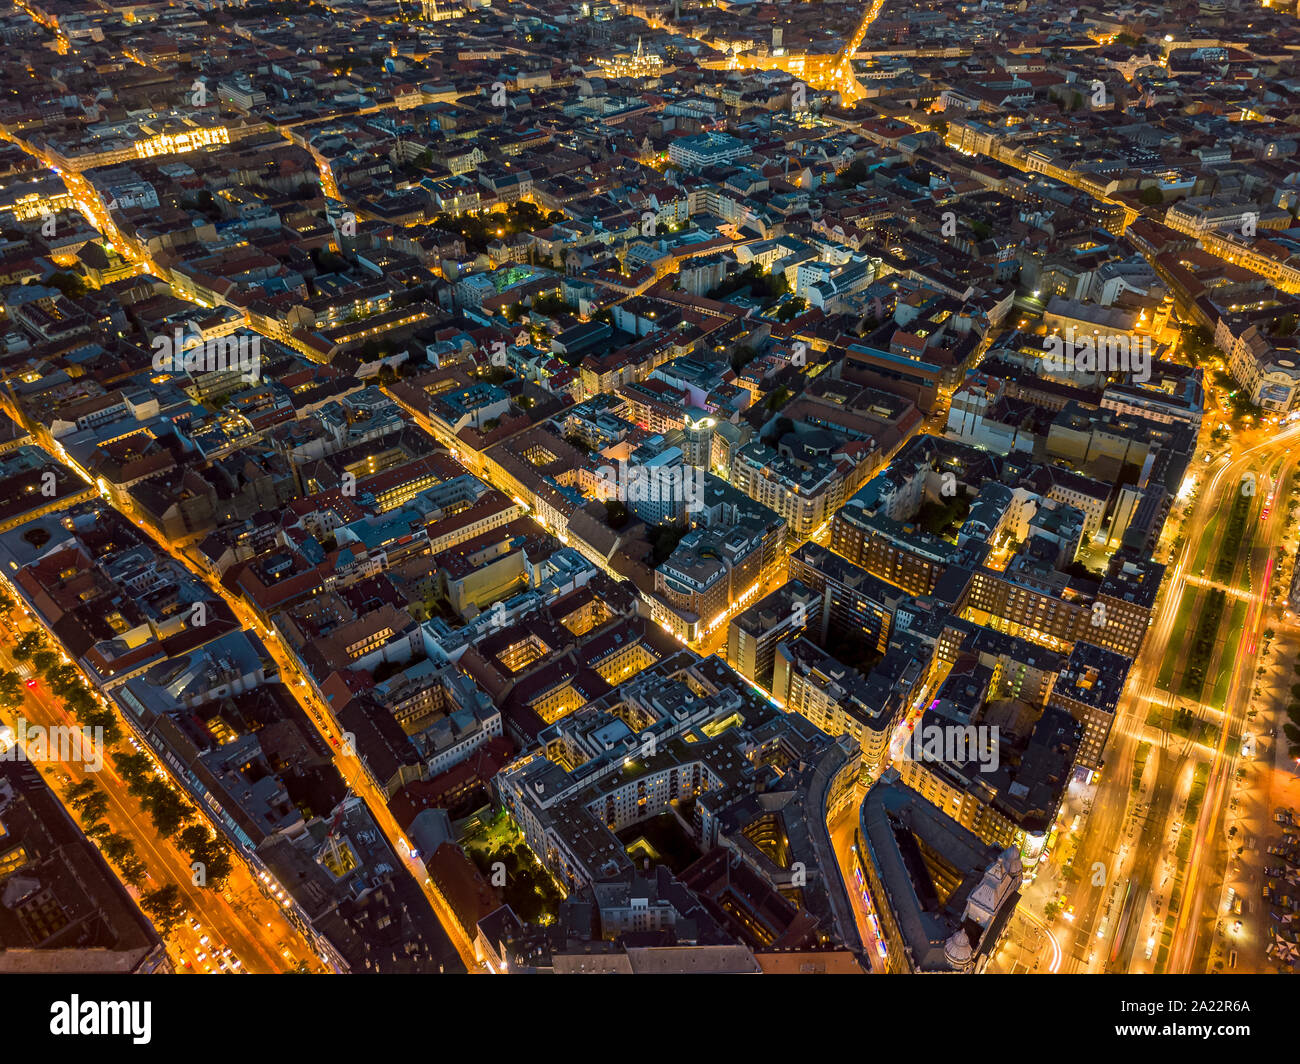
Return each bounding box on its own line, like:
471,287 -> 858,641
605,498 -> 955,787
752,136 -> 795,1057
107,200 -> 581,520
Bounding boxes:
323,795 -> 352,874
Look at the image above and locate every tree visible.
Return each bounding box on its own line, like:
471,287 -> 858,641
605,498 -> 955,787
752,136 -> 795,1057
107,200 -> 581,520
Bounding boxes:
178,824 -> 212,855
120,855 -> 149,888
45,663 -> 78,696
65,779 -> 96,806
101,833 -> 136,865
0,670 -> 22,709
313,248 -> 348,274
765,386 -> 792,413
71,790 -> 109,825
604,500 -> 629,530
531,292 -> 572,316
1285,722 -> 1300,758
114,750 -> 153,784
31,648 -> 57,675
648,524 -> 688,566
836,158 -> 869,187
44,271 -> 88,300
12,629 -> 44,661
141,782 -> 193,838
1140,185 -> 1164,206
730,345 -> 757,373
64,687 -> 96,715
775,297 -> 808,323
182,189 -> 218,217
141,884 -> 185,935
200,846 -> 233,890
80,708 -> 121,745
762,415 -> 795,448
708,262 -> 787,304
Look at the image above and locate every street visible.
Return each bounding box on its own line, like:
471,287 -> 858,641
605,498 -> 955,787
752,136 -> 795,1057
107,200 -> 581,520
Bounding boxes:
0,614 -> 318,974
1046,422 -> 1300,973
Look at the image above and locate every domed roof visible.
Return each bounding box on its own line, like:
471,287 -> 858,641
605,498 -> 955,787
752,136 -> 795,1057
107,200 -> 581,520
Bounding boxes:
944,929 -> 973,967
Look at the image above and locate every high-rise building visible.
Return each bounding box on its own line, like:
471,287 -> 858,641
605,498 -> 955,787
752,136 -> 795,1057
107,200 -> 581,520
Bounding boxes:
726,580 -> 821,691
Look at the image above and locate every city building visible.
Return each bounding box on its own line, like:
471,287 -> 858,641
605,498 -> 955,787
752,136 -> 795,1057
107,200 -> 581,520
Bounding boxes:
856,770 -> 1022,974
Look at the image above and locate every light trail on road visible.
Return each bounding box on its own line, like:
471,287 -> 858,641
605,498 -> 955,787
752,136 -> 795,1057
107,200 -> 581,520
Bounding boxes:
1019,907 -> 1063,973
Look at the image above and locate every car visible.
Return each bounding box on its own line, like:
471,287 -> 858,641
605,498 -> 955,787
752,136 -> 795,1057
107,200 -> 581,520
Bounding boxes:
195,951 -> 207,962
199,934 -> 210,946
1233,920 -> 1243,933
1228,949 -> 1238,968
